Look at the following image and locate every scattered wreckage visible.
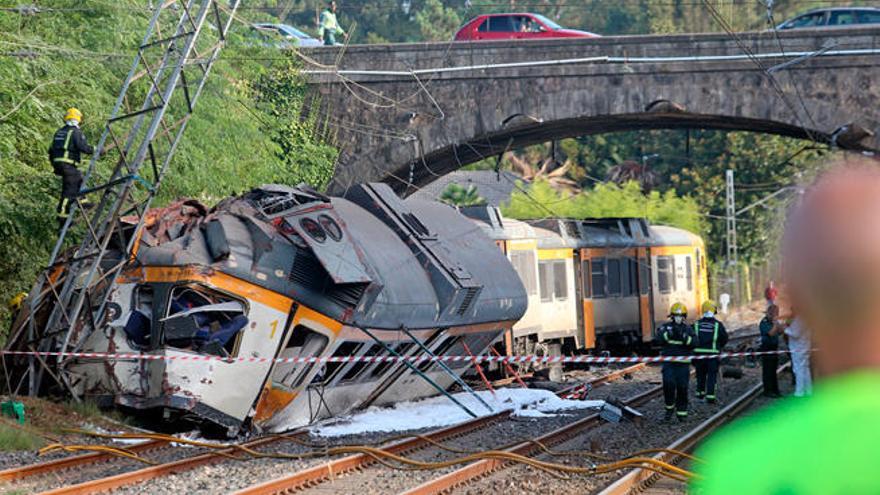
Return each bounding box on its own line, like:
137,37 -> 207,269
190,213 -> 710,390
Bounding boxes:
6,183 -> 527,435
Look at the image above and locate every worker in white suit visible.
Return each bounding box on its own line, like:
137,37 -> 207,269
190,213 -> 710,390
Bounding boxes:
785,317 -> 812,396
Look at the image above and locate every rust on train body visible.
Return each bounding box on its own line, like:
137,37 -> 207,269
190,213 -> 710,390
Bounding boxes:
13,183 -> 527,434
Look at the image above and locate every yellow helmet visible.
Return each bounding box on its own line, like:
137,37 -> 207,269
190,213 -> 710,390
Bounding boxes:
7,292 -> 27,312
64,108 -> 82,123
701,300 -> 718,314
669,302 -> 687,317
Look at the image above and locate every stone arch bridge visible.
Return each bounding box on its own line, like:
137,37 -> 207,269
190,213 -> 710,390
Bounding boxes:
301,27 -> 880,194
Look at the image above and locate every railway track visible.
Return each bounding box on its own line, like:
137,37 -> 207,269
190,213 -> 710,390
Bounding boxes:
598,364 -> 790,495
0,439 -> 169,483
0,364 -> 646,494
2,430 -> 305,495
221,364 -> 648,495
233,364 -> 656,495
400,384 -> 664,495
399,356 -> 768,494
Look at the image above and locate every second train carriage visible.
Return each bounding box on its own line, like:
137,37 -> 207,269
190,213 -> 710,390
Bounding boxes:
464,207 -> 709,354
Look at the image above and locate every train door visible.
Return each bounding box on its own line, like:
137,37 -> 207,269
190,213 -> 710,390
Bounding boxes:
253,305 -> 340,425
637,247 -> 654,342
576,248 -> 596,349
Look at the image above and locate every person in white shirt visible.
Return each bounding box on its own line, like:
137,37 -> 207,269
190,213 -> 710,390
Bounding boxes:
785,317 -> 813,396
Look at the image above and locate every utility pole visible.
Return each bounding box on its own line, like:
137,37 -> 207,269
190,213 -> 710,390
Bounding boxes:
725,169 -> 737,267
725,169 -> 739,304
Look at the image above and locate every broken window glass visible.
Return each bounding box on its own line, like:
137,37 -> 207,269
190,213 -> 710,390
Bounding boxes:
120,285 -> 154,349
162,285 -> 249,357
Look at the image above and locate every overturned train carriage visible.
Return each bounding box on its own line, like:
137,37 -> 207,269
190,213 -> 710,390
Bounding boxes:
15,183 -> 527,434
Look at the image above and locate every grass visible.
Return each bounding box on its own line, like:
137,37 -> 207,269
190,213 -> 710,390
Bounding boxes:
67,399 -> 103,420
0,423 -> 44,452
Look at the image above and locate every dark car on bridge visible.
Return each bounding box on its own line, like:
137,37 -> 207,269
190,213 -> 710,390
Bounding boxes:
777,7 -> 880,30
454,13 -> 599,41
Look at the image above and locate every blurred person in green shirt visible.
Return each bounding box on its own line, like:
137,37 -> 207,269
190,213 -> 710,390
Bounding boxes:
694,159 -> 880,494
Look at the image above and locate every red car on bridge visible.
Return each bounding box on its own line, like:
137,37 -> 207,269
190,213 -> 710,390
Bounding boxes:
454,13 -> 599,41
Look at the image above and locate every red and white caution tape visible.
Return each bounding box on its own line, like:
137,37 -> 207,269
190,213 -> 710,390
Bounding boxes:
0,349 -> 794,365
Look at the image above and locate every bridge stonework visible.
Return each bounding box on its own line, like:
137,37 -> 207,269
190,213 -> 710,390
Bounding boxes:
302,28 -> 880,193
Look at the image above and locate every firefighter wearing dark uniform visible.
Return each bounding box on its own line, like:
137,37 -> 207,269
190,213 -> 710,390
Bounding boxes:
693,300 -> 728,403
654,302 -> 695,421
49,108 -> 93,225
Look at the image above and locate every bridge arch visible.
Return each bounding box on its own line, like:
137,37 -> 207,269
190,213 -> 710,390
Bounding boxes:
302,28 -> 880,193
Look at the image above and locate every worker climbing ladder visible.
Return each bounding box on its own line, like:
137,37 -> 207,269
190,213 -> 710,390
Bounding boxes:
11,0 -> 241,396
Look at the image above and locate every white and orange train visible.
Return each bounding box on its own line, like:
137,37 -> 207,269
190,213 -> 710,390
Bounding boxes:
464,208 -> 710,355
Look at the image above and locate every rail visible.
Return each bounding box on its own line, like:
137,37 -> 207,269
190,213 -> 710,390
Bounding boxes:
35,431 -> 305,495
402,384 -> 663,494
598,363 -> 790,495
0,364 -> 645,493
231,363 -> 647,495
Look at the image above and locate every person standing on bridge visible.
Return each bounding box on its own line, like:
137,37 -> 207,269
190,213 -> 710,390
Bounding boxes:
654,302 -> 695,421
692,300 -> 728,403
48,108 -> 93,227
694,159 -> 880,494
318,1 -> 345,46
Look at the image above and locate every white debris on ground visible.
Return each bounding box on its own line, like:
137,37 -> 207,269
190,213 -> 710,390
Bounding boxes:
310,387 -> 605,437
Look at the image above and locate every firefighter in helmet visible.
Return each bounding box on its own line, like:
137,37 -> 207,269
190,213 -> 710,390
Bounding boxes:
655,302 -> 696,420
48,107 -> 94,227
693,299 -> 729,403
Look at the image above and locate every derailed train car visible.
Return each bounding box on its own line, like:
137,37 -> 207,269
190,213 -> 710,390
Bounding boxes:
16,183 -> 526,434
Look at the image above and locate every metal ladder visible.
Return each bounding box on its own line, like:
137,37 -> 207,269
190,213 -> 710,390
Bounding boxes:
19,0 -> 241,396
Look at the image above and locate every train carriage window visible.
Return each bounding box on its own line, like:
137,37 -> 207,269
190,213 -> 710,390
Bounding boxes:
370,342 -> 413,378
627,258 -> 639,296
581,260 -> 591,298
671,256 -> 677,291
686,256 -> 693,291
639,257 -> 650,295
122,285 -> 154,349
315,342 -> 362,386
591,258 -> 607,298
695,249 -> 702,278
619,259 -> 631,296
418,335 -> 460,372
275,325 -> 329,389
162,285 -> 249,357
607,259 -> 622,296
657,256 -> 673,294
340,345 -> 382,382
510,251 -> 538,296
538,261 -> 552,302
552,261 -> 568,301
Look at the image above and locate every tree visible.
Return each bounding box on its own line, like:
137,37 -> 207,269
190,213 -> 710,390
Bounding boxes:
416,0 -> 461,41
501,180 -> 705,236
439,183 -> 486,206
250,57 -> 338,191
606,159 -> 658,191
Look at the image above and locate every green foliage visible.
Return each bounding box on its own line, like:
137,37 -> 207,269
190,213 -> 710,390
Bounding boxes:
0,423 -> 44,451
0,1 -> 337,330
416,0 -> 461,42
439,183 -> 486,206
502,180 -> 705,235
250,58 -> 338,190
